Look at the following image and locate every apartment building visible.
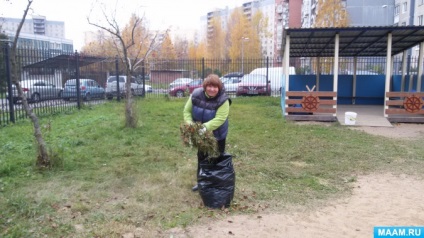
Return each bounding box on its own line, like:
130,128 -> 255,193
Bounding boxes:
394,0 -> 424,58
395,0 -> 424,26
202,0 -> 302,60
302,0 -> 395,27
0,15 -> 73,54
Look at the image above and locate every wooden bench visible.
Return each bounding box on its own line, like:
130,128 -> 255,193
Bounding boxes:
285,91 -> 337,121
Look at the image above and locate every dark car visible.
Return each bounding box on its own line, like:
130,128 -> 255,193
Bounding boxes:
236,74 -> 271,96
169,79 -> 203,97
222,72 -> 244,79
62,79 -> 105,101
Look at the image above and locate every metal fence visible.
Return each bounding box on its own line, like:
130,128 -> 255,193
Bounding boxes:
1,42 -> 422,126
294,56 -> 423,75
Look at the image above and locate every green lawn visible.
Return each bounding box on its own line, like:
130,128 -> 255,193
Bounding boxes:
1,97 -> 423,237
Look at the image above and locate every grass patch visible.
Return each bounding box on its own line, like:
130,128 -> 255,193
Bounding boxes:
1,97 -> 423,237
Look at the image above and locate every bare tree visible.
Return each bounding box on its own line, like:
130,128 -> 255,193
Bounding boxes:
88,4 -> 159,128
9,0 -> 50,167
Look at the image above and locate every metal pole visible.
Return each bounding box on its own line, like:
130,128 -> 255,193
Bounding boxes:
115,55 -> 120,101
202,57 -> 205,80
4,42 -> 15,123
142,60 -> 146,98
75,51 -> 81,109
242,40 -> 244,74
241,37 -> 249,74
382,5 -> 388,26
266,57 -> 269,94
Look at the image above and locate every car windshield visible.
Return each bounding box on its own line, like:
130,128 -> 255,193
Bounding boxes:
188,80 -> 202,86
65,80 -> 77,86
175,78 -> 190,83
221,78 -> 231,84
240,74 -> 267,84
107,76 -> 125,83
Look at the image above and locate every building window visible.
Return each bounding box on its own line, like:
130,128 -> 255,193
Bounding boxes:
402,2 -> 407,13
419,15 -> 423,26
420,0 -> 424,5
395,5 -> 400,15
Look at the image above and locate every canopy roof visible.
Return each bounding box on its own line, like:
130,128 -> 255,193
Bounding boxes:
24,54 -> 106,68
283,26 -> 424,57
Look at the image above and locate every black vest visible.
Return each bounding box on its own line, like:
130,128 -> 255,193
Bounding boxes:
191,88 -> 230,141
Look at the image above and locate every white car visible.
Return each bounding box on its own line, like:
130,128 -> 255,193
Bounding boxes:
222,77 -> 241,92
169,78 -> 193,89
106,75 -> 152,99
250,67 -> 296,93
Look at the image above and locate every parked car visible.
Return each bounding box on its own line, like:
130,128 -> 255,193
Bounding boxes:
169,79 -> 203,97
62,79 -> 105,101
236,74 -> 271,96
220,72 -> 243,92
221,72 -> 244,80
250,67 -> 295,92
343,70 -> 379,75
106,75 -> 152,99
7,79 -> 63,103
169,78 -> 193,89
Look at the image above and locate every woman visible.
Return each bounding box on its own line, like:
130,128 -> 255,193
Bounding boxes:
183,74 -> 231,191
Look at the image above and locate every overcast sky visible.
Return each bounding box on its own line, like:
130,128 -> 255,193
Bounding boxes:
0,0 -> 246,50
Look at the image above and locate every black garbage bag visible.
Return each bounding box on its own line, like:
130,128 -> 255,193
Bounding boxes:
198,153 -> 235,209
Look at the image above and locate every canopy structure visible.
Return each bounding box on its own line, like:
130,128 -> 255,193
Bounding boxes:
23,54 -> 106,69
281,26 -> 424,122
283,26 -> 424,58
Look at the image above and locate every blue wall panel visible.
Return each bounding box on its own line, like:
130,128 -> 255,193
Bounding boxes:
336,75 -> 353,104
392,75 -> 424,92
289,75 -> 317,91
287,74 -> 422,105
355,75 -> 385,104
319,75 -> 334,91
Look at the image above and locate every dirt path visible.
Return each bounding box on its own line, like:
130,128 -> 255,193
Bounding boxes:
168,173 -> 424,238
166,123 -> 424,238
350,123 -> 424,139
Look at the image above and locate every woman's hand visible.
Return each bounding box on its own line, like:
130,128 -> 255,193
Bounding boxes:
198,126 -> 206,135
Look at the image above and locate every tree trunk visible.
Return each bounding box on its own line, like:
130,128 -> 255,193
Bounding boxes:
11,62 -> 50,168
125,95 -> 137,128
9,0 -> 50,168
125,71 -> 137,128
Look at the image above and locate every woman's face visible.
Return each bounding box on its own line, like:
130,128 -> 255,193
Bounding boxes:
205,84 -> 219,97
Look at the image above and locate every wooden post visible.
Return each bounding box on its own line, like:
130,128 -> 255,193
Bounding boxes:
384,33 -> 392,118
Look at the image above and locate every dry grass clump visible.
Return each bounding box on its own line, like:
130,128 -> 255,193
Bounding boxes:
180,122 -> 219,157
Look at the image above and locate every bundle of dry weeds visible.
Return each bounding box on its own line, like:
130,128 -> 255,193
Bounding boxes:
180,122 -> 219,157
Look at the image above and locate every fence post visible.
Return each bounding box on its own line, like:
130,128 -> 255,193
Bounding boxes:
202,58 -> 205,80
142,60 -> 146,98
4,42 -> 15,123
115,55 -> 120,101
75,50 -> 81,109
266,57 -> 269,95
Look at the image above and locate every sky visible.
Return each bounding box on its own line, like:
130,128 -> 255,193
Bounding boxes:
0,0 -> 246,50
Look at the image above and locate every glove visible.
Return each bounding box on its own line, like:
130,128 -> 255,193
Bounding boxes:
198,126 -> 206,135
